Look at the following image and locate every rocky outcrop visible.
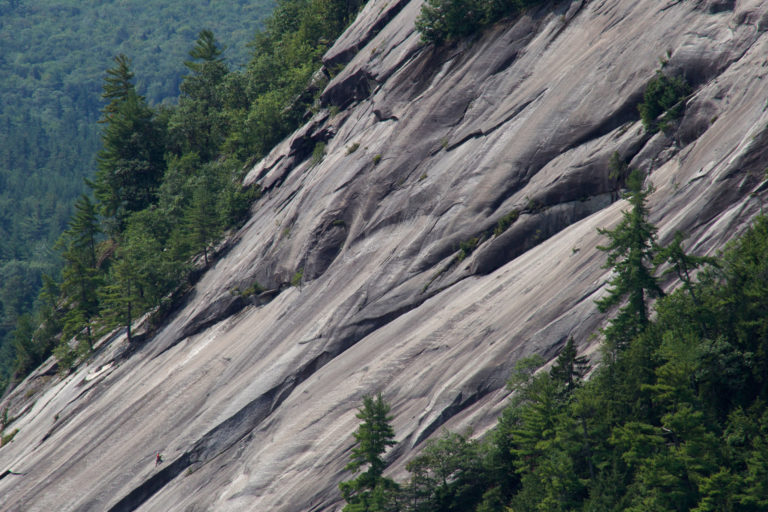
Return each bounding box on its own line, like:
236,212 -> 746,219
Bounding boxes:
3,0 -> 768,510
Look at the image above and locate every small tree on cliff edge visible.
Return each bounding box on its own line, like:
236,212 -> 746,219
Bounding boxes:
339,393 -> 397,512
596,169 -> 663,356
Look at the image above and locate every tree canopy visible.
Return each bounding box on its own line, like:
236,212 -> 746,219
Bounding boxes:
1,0 -> 368,390
340,393 -> 398,512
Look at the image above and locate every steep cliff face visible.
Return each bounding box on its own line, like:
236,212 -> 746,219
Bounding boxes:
3,1 -> 768,510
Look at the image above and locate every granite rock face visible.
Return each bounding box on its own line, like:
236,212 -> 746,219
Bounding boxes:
3,0 -> 768,510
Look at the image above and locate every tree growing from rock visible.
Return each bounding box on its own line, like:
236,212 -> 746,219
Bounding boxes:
91,56 -> 166,234
340,393 -> 398,512
57,194 -> 101,350
596,169 -> 663,355
550,337 -> 590,395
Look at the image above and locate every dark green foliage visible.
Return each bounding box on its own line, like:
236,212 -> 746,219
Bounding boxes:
184,166 -> 228,268
311,142 -> 327,165
167,31 -> 230,161
224,0 -> 366,160
10,315 -> 41,377
494,209 -> 519,236
415,0 -> 485,46
57,195 -> 101,350
92,61 -> 167,232
416,0 -> 549,45
0,0 -> 273,389
638,71 -> 691,133
340,393 -> 398,512
457,237 -> 480,261
101,54 -> 136,118
596,169 -> 663,353
550,337 -> 590,394
3,0 -> 366,385
291,268 -> 304,287
608,151 -> 629,200
404,431 -> 488,511
352,208 -> 768,511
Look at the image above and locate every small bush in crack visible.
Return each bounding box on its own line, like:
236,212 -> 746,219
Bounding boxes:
311,142 -> 326,165
239,281 -> 264,297
638,71 -> 691,134
457,237 -> 480,262
346,142 -> 360,154
494,209 -> 520,236
416,0 -> 483,45
1,428 -> 18,447
291,268 -> 304,287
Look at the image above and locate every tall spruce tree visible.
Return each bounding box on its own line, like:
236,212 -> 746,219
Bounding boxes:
340,393 -> 397,512
100,54 -> 135,119
596,169 -> 663,354
99,250 -> 142,343
91,57 -> 166,234
186,172 -> 220,267
550,337 -> 590,395
167,30 -> 229,161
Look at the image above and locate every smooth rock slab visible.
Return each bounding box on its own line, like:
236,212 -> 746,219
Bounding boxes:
2,1 -> 768,511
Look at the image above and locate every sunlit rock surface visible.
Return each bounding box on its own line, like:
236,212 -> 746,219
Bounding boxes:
3,0 -> 768,510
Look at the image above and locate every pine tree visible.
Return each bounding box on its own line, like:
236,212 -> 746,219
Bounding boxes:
655,231 -> 716,308
167,30 -> 229,161
550,337 -> 590,395
91,57 -> 166,233
404,430 -> 487,511
54,194 -> 101,351
100,54 -> 136,119
92,88 -> 166,232
186,29 -> 224,66
67,195 -> 100,267
186,172 -> 220,267
99,252 -> 140,343
596,169 -> 663,354
738,410 -> 768,510
340,393 -> 397,512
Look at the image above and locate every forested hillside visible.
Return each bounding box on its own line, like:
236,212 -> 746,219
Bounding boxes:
336,177 -> 768,511
0,0 -> 367,391
2,0 -> 768,510
0,0 -> 275,388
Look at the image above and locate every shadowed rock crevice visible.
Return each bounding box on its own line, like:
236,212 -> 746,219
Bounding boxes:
411,364 -> 506,447
322,68 -> 377,109
106,347 -> 340,512
176,295 -> 247,344
103,454 -> 191,512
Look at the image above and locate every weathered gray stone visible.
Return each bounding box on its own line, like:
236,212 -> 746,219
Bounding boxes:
3,1 -> 768,511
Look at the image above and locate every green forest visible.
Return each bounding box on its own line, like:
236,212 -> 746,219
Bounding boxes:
4,0 -> 767,509
339,177 -> 768,511
0,0 -> 276,387
0,0 -> 366,389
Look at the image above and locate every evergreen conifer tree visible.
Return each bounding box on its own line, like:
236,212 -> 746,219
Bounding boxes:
186,172 -> 220,267
91,59 -> 165,233
596,169 -> 663,354
99,248 -> 142,343
550,337 -> 590,395
100,54 -> 136,119
340,393 -> 397,512
168,30 -> 229,160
